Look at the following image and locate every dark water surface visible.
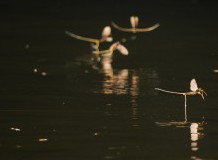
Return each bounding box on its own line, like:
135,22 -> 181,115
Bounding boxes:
1,2 -> 218,160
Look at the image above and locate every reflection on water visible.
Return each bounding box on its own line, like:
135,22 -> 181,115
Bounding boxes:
131,73 -> 139,127
190,122 -> 205,160
155,90 -> 205,160
97,55 -> 159,96
155,102 -> 188,127
101,68 -> 129,95
104,146 -> 126,160
156,121 -> 205,160
66,53 -> 159,128
102,68 -> 133,95
96,54 -> 159,127
191,123 -> 199,151
65,52 -> 159,96
63,53 -> 213,159
155,121 -> 188,127
97,50 -> 129,95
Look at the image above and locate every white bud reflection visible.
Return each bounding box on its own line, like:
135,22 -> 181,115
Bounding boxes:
98,51 -> 128,95
99,59 -> 159,96
131,74 -> 139,127
65,53 -> 159,128
98,56 -> 159,127
190,122 -> 205,156
156,121 -> 205,160
190,123 -> 199,151
101,64 -> 140,127
190,123 -> 198,139
101,68 -> 129,95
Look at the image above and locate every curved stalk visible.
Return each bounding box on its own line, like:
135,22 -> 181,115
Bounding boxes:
65,31 -> 100,48
155,88 -> 185,95
111,22 -> 160,33
184,95 -> 187,122
111,22 -> 134,32
135,23 -> 160,32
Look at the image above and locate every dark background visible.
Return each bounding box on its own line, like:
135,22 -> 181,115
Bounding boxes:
0,1 -> 218,160
1,0 -> 218,61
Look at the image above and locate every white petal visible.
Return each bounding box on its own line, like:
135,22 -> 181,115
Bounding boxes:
102,26 -> 111,37
135,16 -> 139,27
130,16 -> 135,28
109,42 -> 120,51
117,44 -> 128,55
130,16 -> 139,28
190,79 -> 198,91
